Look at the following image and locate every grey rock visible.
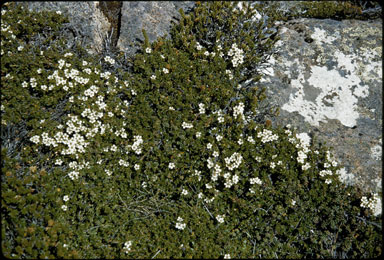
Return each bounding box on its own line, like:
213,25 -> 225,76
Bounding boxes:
15,1 -> 111,54
261,18 -> 382,193
117,1 -> 195,56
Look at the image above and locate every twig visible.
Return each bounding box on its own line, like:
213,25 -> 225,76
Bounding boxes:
152,249 -> 161,259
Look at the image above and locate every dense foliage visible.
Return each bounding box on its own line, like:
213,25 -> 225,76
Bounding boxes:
1,2 -> 382,259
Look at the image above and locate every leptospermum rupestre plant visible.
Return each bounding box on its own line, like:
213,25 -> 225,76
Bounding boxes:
1,2 -> 381,259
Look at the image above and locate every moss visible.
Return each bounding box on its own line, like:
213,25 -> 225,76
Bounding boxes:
1,2 -> 382,258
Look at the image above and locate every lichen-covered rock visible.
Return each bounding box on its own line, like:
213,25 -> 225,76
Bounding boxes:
15,1 -> 110,54
116,1 -> 195,56
262,18 -> 382,193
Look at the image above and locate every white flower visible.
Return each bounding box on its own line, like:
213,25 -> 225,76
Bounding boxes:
134,164 -> 140,170
169,162 -> 175,169
182,122 -> 193,129
204,51 -> 210,56
207,143 -> 212,150
198,103 -> 205,114
224,152 -> 243,170
257,129 -> 279,143
196,132 -> 201,138
224,254 -> 231,259
270,162 -> 276,169
104,56 -> 115,65
163,68 -> 169,74
105,169 -> 112,176
169,106 -> 175,111
181,189 -> 188,196
56,10 -> 62,15
175,222 -> 186,230
30,135 -> 40,144
150,75 -> 156,80
196,42 -> 202,51
325,179 -> 332,184
250,177 -> 262,185
55,159 -> 63,166
17,46 -> 24,51
61,205 -> 68,211
145,47 -> 152,53
212,151 -> 219,157
216,135 -> 223,142
216,214 -> 225,223
123,241 -> 132,253
63,195 -> 69,202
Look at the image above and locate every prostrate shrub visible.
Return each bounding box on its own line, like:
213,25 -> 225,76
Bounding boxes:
1,2 -> 382,259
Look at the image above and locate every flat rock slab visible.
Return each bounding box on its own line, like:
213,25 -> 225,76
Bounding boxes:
262,18 -> 382,193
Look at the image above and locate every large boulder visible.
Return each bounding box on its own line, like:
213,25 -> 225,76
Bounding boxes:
116,1 -> 195,56
15,1 -> 111,54
262,18 -> 382,193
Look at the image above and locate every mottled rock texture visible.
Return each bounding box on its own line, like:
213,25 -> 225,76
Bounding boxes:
262,18 -> 382,193
117,1 -> 195,57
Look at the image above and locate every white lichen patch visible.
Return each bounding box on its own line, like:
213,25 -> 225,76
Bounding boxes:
311,27 -> 337,44
281,49 -> 373,128
282,64 -> 366,127
371,144 -> 382,161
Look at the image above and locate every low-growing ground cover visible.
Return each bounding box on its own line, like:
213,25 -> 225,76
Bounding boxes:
1,2 -> 382,258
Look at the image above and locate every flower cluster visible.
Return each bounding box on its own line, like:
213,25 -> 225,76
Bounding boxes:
233,102 -> 245,120
182,121 -> 193,129
361,193 -> 382,216
175,216 -> 186,230
257,129 -> 278,143
223,172 -> 239,188
227,42 -> 244,67
131,135 -> 143,155
198,103 -> 206,114
104,56 -> 115,65
216,214 -> 225,223
123,241 -> 132,253
224,152 -> 243,170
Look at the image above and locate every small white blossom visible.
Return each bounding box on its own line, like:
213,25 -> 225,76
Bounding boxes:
169,162 -> 175,169
163,68 -> 169,74
61,205 -> 67,211
63,195 -> 69,202
145,47 -> 152,53
216,214 -> 225,223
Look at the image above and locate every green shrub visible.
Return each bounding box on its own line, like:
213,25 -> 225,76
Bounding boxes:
1,2 -> 382,259
253,1 -> 380,22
